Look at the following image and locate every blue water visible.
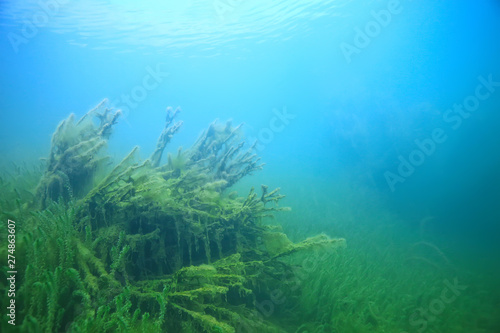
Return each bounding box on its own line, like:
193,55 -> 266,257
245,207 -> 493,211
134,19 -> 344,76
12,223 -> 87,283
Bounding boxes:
1,1 -> 500,332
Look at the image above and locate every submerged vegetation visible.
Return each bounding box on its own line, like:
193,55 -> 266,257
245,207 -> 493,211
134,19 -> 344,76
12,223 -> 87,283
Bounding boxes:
0,100 -> 346,332
1,100 -> 499,333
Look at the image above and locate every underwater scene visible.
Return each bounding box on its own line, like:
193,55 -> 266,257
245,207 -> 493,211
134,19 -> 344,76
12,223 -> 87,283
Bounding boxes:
1,1 -> 500,332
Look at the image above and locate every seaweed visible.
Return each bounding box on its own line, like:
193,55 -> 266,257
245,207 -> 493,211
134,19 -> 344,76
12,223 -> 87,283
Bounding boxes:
34,100 -> 120,208
4,100 -> 345,332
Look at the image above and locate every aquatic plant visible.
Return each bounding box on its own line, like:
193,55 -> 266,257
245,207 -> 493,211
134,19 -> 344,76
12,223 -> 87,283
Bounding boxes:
2,101 -> 498,333
34,99 -> 120,208
6,100 -> 346,332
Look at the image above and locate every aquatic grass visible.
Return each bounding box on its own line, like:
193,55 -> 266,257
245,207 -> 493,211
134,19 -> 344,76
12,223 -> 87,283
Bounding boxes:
274,181 -> 500,332
0,103 -> 351,332
2,101 -> 498,332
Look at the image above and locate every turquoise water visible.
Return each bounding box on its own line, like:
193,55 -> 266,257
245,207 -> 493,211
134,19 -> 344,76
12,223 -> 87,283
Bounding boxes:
1,1 -> 500,332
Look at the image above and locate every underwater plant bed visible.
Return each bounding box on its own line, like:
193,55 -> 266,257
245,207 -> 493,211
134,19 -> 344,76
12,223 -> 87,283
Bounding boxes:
1,100 -> 346,333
